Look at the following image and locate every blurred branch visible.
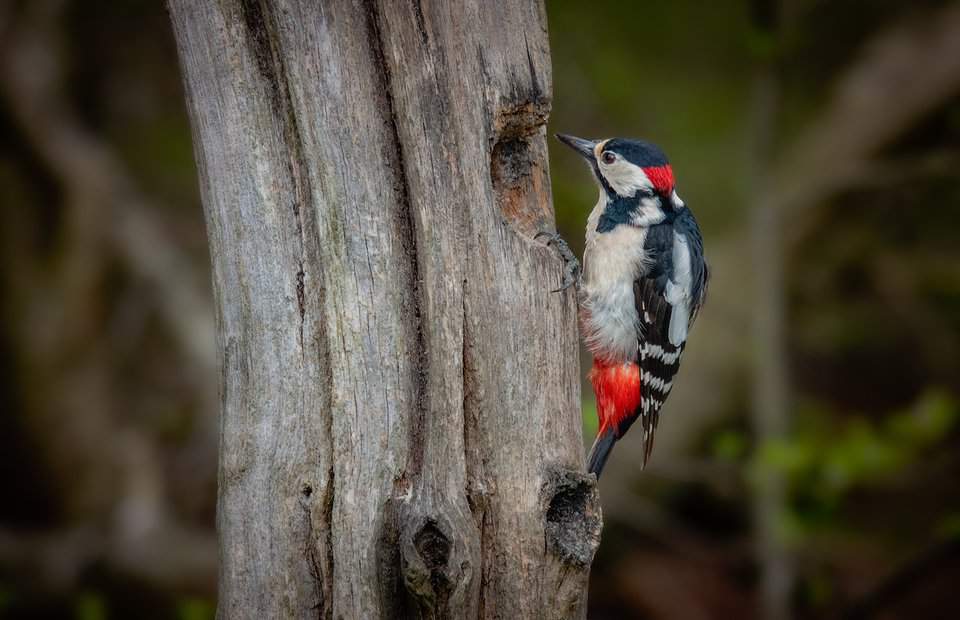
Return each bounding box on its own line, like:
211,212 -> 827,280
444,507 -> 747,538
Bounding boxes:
774,2 -> 960,217
749,0 -> 793,615
0,0 -> 216,590
851,150 -> 960,190
0,3 -> 216,378
869,252 -> 960,372
0,522 -> 216,595
747,6 -> 960,617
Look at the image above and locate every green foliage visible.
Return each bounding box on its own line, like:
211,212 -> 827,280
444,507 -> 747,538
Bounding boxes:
75,591 -> 107,620
0,585 -> 13,615
177,598 -> 215,620
936,513 -> 960,540
752,391 -> 958,535
581,398 -> 598,439
711,428 -> 749,462
744,27 -> 778,61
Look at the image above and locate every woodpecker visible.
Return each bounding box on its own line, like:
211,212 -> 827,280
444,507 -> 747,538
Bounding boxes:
544,134 -> 708,478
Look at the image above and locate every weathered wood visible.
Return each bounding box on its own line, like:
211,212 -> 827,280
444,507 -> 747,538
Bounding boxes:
168,1 -> 599,617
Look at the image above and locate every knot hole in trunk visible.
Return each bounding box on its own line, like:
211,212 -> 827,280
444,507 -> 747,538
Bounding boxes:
490,101 -> 552,238
400,514 -> 470,615
542,466 -> 602,568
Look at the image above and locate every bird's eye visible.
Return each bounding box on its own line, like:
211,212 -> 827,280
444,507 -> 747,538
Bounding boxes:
601,151 -> 617,165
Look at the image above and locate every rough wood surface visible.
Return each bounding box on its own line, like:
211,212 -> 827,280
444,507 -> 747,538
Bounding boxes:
168,1 -> 600,618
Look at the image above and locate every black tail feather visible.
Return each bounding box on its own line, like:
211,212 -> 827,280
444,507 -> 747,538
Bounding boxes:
587,428 -> 617,478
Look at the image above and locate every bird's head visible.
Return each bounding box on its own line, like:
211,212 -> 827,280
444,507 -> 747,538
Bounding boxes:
556,134 -> 684,228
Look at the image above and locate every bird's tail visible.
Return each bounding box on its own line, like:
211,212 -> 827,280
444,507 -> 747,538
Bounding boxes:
587,427 -> 617,478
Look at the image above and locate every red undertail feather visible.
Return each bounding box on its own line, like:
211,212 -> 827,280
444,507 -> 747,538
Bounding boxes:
590,360 -> 642,435
587,360 -> 641,477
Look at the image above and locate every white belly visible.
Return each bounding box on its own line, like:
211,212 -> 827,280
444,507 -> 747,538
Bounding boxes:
581,197 -> 649,363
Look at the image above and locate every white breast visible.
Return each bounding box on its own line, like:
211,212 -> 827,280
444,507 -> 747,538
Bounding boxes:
581,192 -> 650,363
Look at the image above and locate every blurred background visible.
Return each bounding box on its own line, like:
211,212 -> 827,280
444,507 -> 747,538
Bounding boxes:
1,1 -> 959,618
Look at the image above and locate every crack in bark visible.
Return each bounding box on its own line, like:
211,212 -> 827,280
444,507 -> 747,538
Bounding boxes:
238,2 -> 333,617
301,488 -> 325,618
411,0 -> 430,48
296,262 -> 306,346
238,0 -> 309,336
523,32 -> 542,102
461,280 -> 490,615
365,0 -> 428,481
366,5 -> 482,616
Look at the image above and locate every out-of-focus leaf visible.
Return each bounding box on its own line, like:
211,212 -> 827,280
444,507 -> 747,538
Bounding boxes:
177,598 -> 215,620
0,586 -> 13,614
753,390 -> 958,537
582,399 -> 598,438
935,513 -> 960,540
712,429 -> 748,461
75,592 -> 107,620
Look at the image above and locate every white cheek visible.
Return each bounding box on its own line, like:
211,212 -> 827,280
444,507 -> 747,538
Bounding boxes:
600,160 -> 652,197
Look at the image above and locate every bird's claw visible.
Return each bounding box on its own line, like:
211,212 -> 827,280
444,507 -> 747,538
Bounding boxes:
537,229 -> 582,293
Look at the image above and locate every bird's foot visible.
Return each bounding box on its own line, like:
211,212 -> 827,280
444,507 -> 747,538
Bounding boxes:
536,229 -> 582,293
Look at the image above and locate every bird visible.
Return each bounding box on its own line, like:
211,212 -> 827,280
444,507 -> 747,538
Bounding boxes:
542,134 -> 708,478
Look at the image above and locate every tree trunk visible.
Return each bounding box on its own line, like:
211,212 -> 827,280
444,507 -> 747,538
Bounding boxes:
749,3 -> 792,619
168,1 -> 600,618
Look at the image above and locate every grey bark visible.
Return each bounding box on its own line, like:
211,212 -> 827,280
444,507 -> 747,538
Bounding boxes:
168,1 -> 600,619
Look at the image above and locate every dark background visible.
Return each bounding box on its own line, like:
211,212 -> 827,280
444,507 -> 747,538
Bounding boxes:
2,1 -> 960,618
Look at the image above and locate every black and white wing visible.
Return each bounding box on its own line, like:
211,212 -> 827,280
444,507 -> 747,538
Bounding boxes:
632,210 -> 708,466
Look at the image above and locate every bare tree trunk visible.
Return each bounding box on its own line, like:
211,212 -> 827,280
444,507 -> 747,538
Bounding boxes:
749,2 -> 792,619
168,1 -> 599,618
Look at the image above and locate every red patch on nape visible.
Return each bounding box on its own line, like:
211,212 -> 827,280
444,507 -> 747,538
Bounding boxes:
589,360 -> 641,436
643,165 -> 674,196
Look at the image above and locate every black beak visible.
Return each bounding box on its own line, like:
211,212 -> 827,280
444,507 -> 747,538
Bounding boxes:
555,134 -> 596,160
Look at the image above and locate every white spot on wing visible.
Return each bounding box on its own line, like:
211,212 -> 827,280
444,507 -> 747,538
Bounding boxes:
666,231 -> 692,346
